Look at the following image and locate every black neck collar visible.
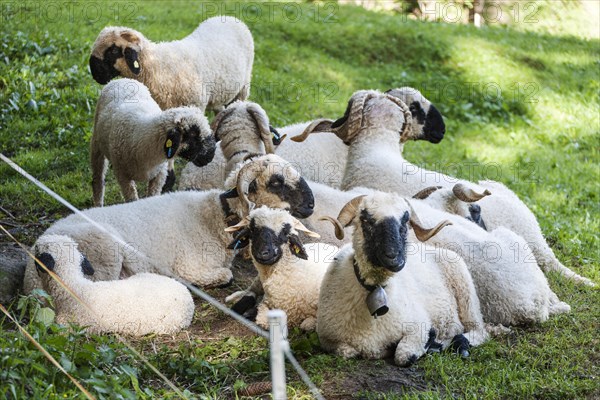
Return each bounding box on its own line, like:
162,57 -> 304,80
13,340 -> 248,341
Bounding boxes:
353,257 -> 384,292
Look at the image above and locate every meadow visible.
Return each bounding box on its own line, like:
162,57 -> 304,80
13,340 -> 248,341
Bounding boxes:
0,0 -> 598,398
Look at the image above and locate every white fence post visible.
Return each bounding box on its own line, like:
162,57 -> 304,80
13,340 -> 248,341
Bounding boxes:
268,310 -> 288,400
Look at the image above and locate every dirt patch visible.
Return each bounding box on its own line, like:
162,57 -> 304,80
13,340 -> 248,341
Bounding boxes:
320,360 -> 435,399
0,242 -> 28,304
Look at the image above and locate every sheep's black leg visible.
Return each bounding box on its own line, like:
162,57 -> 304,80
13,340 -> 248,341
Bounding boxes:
425,327 -> 444,354
161,169 -> 176,193
466,204 -> 487,231
450,334 -> 471,358
232,295 -> 257,316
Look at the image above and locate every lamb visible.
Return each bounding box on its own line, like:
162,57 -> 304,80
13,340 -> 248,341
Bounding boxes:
179,100 -> 369,247
410,184 -> 571,326
23,155 -> 315,293
89,16 -> 254,113
33,235 -> 194,336
91,78 -> 216,206
224,207 -> 338,331
317,193 -> 489,366
295,89 -> 595,286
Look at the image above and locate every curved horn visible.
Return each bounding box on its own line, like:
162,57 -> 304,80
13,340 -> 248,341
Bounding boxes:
383,93 -> 413,142
337,195 -> 367,228
318,216 -> 346,240
235,160 -> 264,216
247,103 -> 276,154
405,199 -> 452,242
412,186 -> 443,200
293,219 -> 321,238
291,119 -> 334,143
452,183 -> 492,203
224,216 -> 251,232
210,106 -> 237,141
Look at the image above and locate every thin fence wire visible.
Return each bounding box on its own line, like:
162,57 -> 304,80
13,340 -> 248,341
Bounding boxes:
1,153 -> 324,399
0,303 -> 97,400
0,224 -> 189,400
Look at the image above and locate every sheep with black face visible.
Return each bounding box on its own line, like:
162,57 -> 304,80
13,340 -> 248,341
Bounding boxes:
296,89 -> 595,287
91,79 -> 216,206
224,207 -> 337,331
179,100 -> 371,247
317,192 -> 488,367
33,235 -> 194,336
89,16 -> 253,113
23,155 -> 315,293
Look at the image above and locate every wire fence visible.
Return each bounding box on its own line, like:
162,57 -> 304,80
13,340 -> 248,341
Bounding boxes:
0,152 -> 325,400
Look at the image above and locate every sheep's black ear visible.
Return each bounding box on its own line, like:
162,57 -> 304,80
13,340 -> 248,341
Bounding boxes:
270,126 -> 283,145
164,128 -> 182,159
228,227 -> 251,250
35,252 -> 55,274
331,99 -> 353,129
221,187 -> 239,199
123,47 -> 141,75
81,256 -> 95,276
288,235 -> 308,260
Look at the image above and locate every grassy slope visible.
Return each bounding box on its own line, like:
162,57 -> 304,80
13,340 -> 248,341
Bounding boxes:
0,0 -> 598,399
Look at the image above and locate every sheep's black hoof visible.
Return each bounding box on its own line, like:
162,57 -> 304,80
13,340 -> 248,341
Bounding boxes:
243,306 -> 258,322
81,256 -> 95,276
232,295 -> 257,315
400,354 -> 418,367
217,277 -> 234,289
450,334 -> 471,358
35,252 -> 55,274
162,169 -> 176,193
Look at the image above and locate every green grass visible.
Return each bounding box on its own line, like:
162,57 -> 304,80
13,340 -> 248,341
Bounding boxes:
0,0 -> 599,399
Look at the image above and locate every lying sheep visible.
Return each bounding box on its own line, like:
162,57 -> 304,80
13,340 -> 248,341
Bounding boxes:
23,155 -> 315,293
296,89 -> 595,286
224,207 -> 337,331
91,79 -> 216,206
317,193 -> 489,366
179,100 -> 369,246
89,16 -> 254,112
33,235 -> 194,336
411,185 -> 571,326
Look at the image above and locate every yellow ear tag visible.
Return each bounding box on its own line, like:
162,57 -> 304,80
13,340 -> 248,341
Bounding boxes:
133,60 -> 139,68
166,139 -> 172,148
293,245 -> 300,254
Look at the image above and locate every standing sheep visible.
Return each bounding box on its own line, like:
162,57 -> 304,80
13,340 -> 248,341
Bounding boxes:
89,16 -> 254,112
23,155 -> 315,292
224,207 -> 337,331
91,79 -> 216,206
317,193 -> 489,366
295,89 -> 595,286
33,235 -> 194,336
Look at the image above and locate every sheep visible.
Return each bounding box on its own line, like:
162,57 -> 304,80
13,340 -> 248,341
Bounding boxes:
23,155 -> 315,293
295,89 -> 595,287
33,234 -> 194,336
224,207 -> 337,331
89,16 -> 254,113
179,100 -> 372,247
91,79 -> 216,206
179,101 -> 283,192
317,193 -> 489,366
410,184 -> 571,326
